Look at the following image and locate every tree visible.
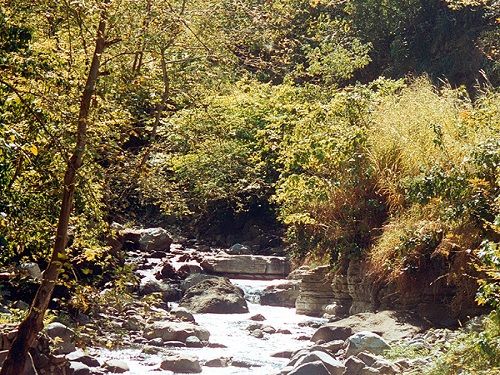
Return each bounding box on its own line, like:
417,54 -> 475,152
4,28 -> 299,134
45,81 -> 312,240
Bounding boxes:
0,2 -> 109,373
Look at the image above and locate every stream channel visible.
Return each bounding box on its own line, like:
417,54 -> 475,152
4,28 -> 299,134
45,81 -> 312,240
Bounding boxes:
88,245 -> 325,374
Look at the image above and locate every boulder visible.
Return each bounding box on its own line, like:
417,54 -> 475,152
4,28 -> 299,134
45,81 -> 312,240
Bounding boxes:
66,352 -> 100,367
319,311 -> 425,342
288,361 -> 331,375
293,351 -> 345,375
295,266 -> 335,316
345,356 -> 366,375
45,322 -> 75,355
171,307 -> 195,322
179,278 -> 248,314
160,355 -> 202,373
200,254 -> 290,278
120,227 -> 172,252
138,278 -> 182,301
178,264 -> 203,277
260,280 -> 300,307
144,321 -> 210,342
249,314 -> 266,321
227,243 -> 252,255
205,357 -> 230,367
271,350 -> 294,359
185,336 -> 203,348
181,274 -> 219,291
0,350 -> 37,375
19,263 -> 42,280
320,340 -> 345,354
346,331 -> 391,356
311,325 -> 353,343
157,261 -> 179,279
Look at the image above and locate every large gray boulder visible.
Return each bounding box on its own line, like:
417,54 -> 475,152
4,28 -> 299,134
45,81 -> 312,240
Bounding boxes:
120,227 -> 172,252
179,278 -> 248,314
346,331 -> 391,356
144,321 -> 210,342
45,322 -> 75,354
160,355 -> 202,373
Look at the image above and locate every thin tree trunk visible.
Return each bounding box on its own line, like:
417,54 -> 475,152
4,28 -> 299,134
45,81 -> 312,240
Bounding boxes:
0,6 -> 108,375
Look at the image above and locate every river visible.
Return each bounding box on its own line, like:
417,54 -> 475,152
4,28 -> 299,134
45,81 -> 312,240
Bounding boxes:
90,278 -> 325,374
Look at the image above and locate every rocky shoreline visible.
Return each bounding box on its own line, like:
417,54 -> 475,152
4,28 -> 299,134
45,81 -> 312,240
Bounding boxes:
0,227 -> 488,374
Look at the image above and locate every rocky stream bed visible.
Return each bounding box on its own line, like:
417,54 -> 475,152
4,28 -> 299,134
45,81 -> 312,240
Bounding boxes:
0,227 -> 485,375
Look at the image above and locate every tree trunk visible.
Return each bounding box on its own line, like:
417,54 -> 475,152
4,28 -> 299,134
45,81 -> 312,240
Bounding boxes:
0,7 -> 108,375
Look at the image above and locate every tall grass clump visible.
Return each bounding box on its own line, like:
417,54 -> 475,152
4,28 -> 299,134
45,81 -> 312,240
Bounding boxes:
368,78 -> 499,300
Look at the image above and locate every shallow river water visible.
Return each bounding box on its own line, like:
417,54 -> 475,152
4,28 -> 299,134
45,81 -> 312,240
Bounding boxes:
91,278 -> 325,374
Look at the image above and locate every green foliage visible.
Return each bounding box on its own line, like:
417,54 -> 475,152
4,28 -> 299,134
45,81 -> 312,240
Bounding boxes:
427,311 -> 500,375
476,239 -> 500,309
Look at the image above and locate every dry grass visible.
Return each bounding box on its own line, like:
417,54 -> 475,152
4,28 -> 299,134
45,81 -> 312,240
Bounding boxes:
368,77 -> 499,212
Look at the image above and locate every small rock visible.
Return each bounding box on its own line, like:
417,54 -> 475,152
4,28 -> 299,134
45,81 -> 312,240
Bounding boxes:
185,336 -> 203,348
13,300 -> 30,310
66,352 -> 100,367
231,359 -> 260,368
144,321 -> 210,342
249,314 -> 266,321
271,350 -> 294,358
250,329 -> 264,338
262,326 -> 276,334
160,355 -> 202,373
157,261 -> 179,279
296,335 -> 310,340
150,250 -> 167,258
207,342 -> 227,348
171,307 -> 195,322
227,243 -> 252,255
178,264 -> 203,276
204,357 -> 230,367
346,331 -> 391,356
142,345 -> 163,355
103,359 -> 129,373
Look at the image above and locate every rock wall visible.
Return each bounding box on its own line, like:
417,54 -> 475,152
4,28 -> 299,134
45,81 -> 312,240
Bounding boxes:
296,259 -> 484,325
295,266 -> 335,316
